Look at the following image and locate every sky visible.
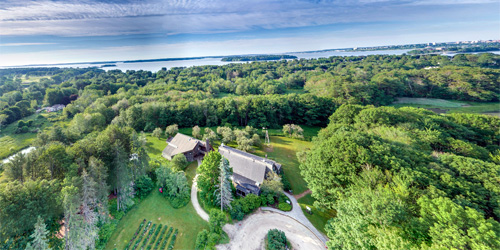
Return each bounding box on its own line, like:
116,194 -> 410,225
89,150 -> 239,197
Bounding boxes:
0,0 -> 499,66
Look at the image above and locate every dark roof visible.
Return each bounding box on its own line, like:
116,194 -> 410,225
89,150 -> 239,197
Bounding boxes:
236,183 -> 260,195
162,133 -> 206,159
219,144 -> 279,185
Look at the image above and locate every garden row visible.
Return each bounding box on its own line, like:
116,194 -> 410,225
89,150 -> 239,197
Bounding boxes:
124,219 -> 178,250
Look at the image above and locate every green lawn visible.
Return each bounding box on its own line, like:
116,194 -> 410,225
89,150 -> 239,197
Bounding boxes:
105,191 -> 208,250
391,97 -> 500,115
298,193 -> 336,235
0,112 -> 68,160
253,136 -> 313,195
144,133 -> 168,161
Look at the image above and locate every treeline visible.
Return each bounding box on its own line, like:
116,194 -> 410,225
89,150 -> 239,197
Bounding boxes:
300,105 -> 500,249
0,68 -> 102,126
0,124 -> 150,249
408,43 -> 500,54
221,54 -> 297,61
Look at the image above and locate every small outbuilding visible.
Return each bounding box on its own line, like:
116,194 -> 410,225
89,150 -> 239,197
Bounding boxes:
162,133 -> 212,162
218,144 -> 281,196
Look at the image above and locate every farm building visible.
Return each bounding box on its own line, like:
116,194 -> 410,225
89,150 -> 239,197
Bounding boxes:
162,133 -> 212,161
219,144 -> 281,196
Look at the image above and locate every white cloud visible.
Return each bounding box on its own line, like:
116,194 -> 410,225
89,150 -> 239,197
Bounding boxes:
0,0 -> 497,36
0,42 -> 56,46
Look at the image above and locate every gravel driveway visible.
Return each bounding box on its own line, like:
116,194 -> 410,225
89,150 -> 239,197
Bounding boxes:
217,210 -> 326,250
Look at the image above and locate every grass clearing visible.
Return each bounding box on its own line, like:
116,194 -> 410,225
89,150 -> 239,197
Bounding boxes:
0,112 -> 68,160
298,193 -> 336,235
254,136 -> 313,195
391,98 -> 500,115
105,191 -> 208,250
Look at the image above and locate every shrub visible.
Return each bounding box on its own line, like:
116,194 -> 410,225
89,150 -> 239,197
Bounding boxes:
172,154 -> 188,170
135,175 -> 154,199
267,229 -> 287,250
195,229 -> 210,250
229,194 -> 262,221
278,203 -> 292,211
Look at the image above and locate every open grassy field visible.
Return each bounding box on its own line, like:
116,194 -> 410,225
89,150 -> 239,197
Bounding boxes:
105,191 -> 209,250
297,193 -> 336,235
0,112 -> 68,160
391,97 -> 500,116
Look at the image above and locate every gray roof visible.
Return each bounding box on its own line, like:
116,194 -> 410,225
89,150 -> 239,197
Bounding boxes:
219,144 -> 278,186
162,133 -> 206,159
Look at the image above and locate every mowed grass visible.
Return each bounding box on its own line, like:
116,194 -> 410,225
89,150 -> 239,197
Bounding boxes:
105,191 -> 208,250
254,136 -> 313,195
144,133 -> 168,161
391,97 -> 500,115
298,193 -> 336,235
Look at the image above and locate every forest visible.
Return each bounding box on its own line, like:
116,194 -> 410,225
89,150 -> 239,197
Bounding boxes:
0,53 -> 499,249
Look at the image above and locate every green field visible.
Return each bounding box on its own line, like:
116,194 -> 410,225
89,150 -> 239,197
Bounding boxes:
253,136 -> 313,195
391,97 -> 500,115
0,112 -> 68,160
105,191 -> 208,250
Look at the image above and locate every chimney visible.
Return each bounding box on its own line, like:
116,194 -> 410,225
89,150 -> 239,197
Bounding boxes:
205,138 -> 210,150
265,154 -> 268,159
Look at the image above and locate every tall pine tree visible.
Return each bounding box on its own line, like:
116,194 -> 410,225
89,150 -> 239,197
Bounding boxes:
215,158 -> 233,211
25,217 -> 51,250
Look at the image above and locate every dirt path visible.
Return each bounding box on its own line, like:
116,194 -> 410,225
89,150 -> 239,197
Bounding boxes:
191,159 -> 209,222
217,210 -> 325,250
294,189 -> 312,200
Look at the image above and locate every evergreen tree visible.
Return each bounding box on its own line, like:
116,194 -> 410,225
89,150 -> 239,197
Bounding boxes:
26,217 -> 51,250
215,158 -> 233,211
113,142 -> 134,211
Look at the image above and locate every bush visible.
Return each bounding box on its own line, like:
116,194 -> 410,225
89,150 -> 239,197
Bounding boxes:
278,203 -> 292,211
172,154 -> 188,170
135,175 -> 154,199
267,229 -> 287,250
280,172 -> 291,192
96,220 -> 118,249
229,194 -> 262,221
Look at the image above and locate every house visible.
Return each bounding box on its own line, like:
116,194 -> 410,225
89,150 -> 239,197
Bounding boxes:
218,144 -> 281,196
162,133 -> 212,162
